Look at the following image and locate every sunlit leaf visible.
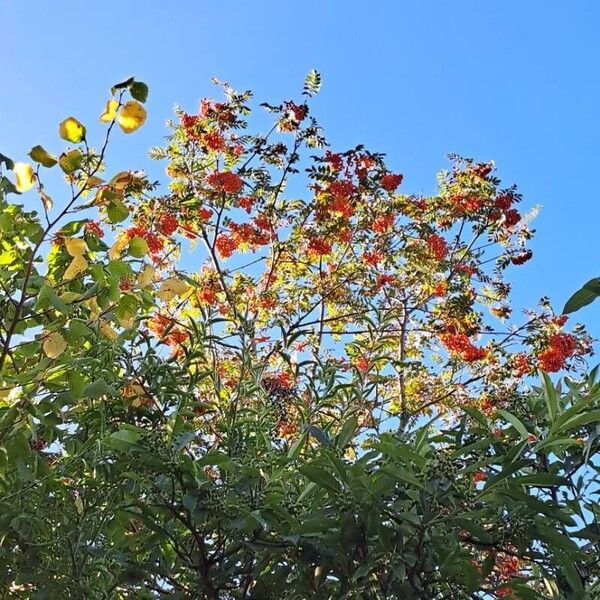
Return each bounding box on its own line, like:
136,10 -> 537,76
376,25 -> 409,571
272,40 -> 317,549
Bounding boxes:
58,117 -> 86,143
13,162 -> 36,193
157,277 -> 189,301
128,236 -> 148,258
63,254 -> 88,281
108,234 -> 129,260
138,264 -> 155,287
563,278 -> 600,314
58,149 -> 84,174
117,101 -> 147,134
99,320 -> 119,341
42,331 -> 67,359
100,99 -> 119,123
64,237 -> 87,257
29,145 -> 57,168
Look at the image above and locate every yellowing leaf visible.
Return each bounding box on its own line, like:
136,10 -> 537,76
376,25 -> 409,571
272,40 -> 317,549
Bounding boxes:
13,162 -> 35,193
110,171 -> 133,189
29,145 -> 58,168
43,331 -> 67,359
117,314 -> 135,329
39,189 -> 53,212
122,382 -> 151,408
99,320 -> 119,341
58,149 -> 84,174
63,255 -> 88,281
117,101 -> 147,134
59,291 -> 81,304
59,117 -> 86,143
85,297 -> 101,320
138,264 -> 155,287
108,233 -> 129,260
64,237 -> 87,257
157,277 -> 189,301
100,99 -> 119,123
85,175 -> 105,188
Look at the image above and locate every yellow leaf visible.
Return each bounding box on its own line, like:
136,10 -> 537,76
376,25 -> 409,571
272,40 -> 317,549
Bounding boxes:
63,255 -> 88,281
108,233 -> 129,260
138,264 -> 155,287
100,99 -> 119,123
58,117 -> 86,143
99,320 -> 119,341
13,162 -> 36,193
156,277 -> 189,302
117,101 -> 147,134
85,297 -> 101,320
64,237 -> 87,257
43,331 -> 67,359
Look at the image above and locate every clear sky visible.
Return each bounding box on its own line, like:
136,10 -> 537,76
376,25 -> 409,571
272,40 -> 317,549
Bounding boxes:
1,0 -> 599,338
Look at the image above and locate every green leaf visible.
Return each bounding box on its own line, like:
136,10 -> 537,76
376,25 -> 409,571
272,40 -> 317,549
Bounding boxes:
563,277 -> 600,314
83,381 -> 115,399
68,319 -> 92,340
68,370 -> 86,398
540,370 -> 559,422
451,517 -> 493,543
130,81 -> 149,103
496,409 -> 529,439
105,426 -> 143,452
555,553 -> 584,593
554,409 -> 600,434
483,459 -> 532,490
58,149 -> 84,174
550,391 -> 598,434
128,236 -> 148,258
107,259 -> 133,279
297,481 -> 317,502
461,405 -> 489,428
533,437 -> 580,453
299,464 -> 341,493
197,451 -> 232,468
536,524 -> 580,553
28,145 -> 57,168
106,198 -> 129,223
36,284 -> 70,315
336,415 -> 358,449
111,76 -> 135,95
303,69 -> 322,97
0,152 -> 14,170
512,473 -> 568,486
115,295 -> 138,326
58,220 -> 85,236
381,465 -> 422,488
287,434 -> 305,460
306,424 -> 332,446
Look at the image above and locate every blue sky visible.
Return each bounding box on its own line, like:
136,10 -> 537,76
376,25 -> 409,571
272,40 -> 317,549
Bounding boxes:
1,0 -> 599,337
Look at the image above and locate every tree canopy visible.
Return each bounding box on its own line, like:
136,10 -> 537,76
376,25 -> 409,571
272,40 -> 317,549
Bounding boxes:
0,74 -> 599,599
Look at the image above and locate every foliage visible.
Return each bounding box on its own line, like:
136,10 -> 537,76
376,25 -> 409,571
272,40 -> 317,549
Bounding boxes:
0,75 -> 599,599
563,279 -> 600,315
